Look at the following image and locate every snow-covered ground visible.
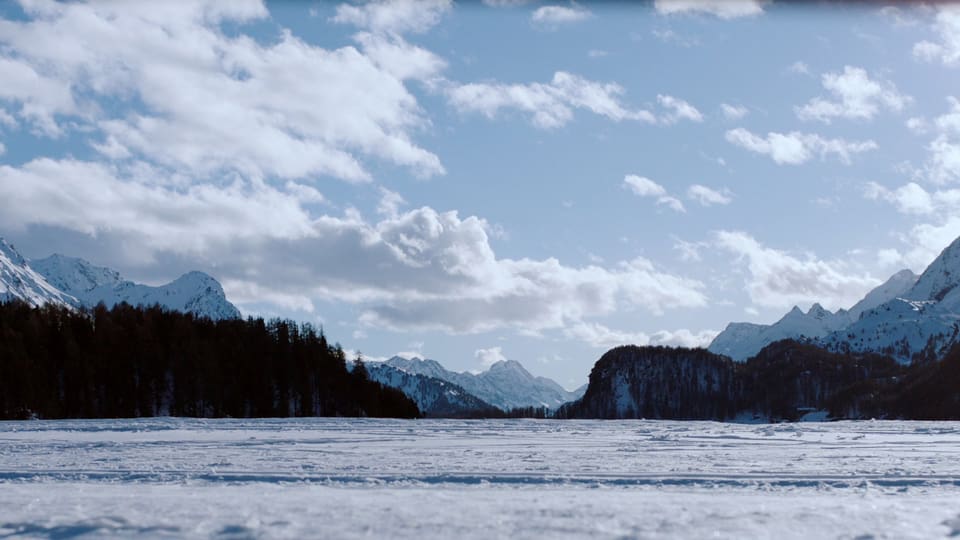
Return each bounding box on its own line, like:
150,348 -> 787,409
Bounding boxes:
3,418 -> 960,538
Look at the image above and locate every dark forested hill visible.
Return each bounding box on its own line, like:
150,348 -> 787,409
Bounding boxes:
558,341 -> 955,421
0,301 -> 419,420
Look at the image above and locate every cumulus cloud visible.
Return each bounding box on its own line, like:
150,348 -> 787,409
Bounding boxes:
475,346 -> 507,368
913,5 -> 960,66
653,0 -> 766,19
331,0 -> 452,35
922,97 -> 960,184
566,322 -> 718,350
864,180 -> 960,270
720,103 -> 749,120
687,184 -> 732,206
864,181 -> 936,215
448,71 -> 656,129
0,157 -> 708,334
623,175 -> 685,212
796,66 -> 910,123
0,1 -> 445,182
657,94 -> 703,124
725,128 -> 878,165
531,5 -> 591,25
715,231 -> 880,311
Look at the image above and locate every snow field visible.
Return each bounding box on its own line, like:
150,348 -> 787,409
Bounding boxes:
3,418 -> 960,538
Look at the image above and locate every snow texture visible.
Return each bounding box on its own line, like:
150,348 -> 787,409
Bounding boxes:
3,418 -> 960,539
383,356 -> 583,410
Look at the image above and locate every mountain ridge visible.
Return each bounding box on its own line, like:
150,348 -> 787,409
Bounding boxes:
382,355 -> 584,410
0,239 -> 240,320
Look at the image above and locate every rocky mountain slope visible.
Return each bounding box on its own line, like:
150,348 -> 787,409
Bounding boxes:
365,362 -> 500,417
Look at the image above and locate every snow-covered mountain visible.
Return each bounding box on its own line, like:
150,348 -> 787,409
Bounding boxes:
819,238 -> 960,362
30,254 -> 241,320
709,303 -> 853,361
384,356 -> 584,410
365,363 -> 499,417
847,269 -> 918,320
710,236 -> 960,364
0,239 -> 77,308
0,239 -> 240,320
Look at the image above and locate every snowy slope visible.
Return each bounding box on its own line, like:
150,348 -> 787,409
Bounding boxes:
708,304 -> 852,361
366,363 -> 499,417
31,255 -> 241,320
709,265 -> 924,362
848,269 -> 918,320
385,356 -> 584,410
0,239 -> 77,308
817,239 -> 960,362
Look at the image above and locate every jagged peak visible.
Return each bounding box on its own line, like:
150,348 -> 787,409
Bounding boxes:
0,238 -> 26,267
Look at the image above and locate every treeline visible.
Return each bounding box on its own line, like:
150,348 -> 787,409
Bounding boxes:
558,341 -> 960,421
0,301 -> 419,420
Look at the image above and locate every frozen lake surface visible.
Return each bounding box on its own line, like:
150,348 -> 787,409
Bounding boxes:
2,418 -> 960,538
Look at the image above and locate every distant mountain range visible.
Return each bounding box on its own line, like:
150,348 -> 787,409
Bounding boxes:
378,356 -> 586,411
0,238 -> 240,320
365,363 -> 502,417
709,236 -> 960,363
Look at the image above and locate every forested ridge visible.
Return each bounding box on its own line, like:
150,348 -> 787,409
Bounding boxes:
0,301 -> 419,420
559,341 -> 960,421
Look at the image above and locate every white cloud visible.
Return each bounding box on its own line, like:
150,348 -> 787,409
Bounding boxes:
673,238 -> 707,262
448,71 -> 656,129
0,1 -> 445,182
880,6 -> 923,28
796,66 -> 910,123
654,0 -> 766,19
725,128 -> 877,165
474,346 -> 507,368
377,187 -> 407,217
864,181 -> 936,215
907,116 -> 929,135
687,184 -> 732,206
566,322 -> 718,350
720,103 -> 748,120
920,97 -> 960,185
623,175 -> 685,212
531,5 -> 591,25
912,5 -> 960,66
0,142 -> 4,156
588,49 -> 608,58
657,94 -> 703,124
0,157 -> 707,335
715,231 -> 880,311
331,0 -> 452,35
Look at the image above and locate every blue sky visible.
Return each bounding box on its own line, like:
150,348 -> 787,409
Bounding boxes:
1,0 -> 960,387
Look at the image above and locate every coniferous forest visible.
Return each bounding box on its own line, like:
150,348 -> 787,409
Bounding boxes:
0,301 -> 419,420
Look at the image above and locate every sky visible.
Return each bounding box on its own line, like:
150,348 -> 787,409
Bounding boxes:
1,0 -> 960,388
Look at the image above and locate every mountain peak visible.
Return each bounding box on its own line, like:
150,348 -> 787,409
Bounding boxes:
487,359 -> 530,376
30,254 -> 123,295
0,238 -> 26,267
0,238 -> 76,308
907,239 -> 960,302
